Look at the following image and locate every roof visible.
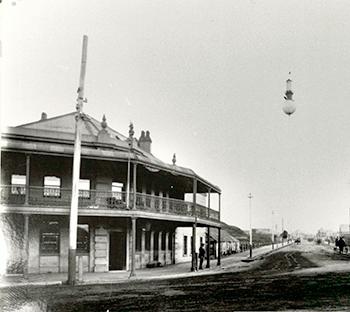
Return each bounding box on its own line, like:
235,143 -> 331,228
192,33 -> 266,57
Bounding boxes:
221,222 -> 249,240
210,228 -> 240,243
17,112 -> 127,140
2,111 -> 221,193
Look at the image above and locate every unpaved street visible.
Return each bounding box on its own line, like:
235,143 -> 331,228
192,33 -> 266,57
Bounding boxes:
2,243 -> 350,311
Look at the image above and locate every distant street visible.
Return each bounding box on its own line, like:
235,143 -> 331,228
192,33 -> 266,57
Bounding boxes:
2,242 -> 350,311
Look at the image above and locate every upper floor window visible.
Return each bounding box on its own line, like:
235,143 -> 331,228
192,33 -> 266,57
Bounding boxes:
79,179 -> 90,199
40,220 -> 60,254
112,182 -> 123,199
43,176 -> 61,197
11,174 -> 26,195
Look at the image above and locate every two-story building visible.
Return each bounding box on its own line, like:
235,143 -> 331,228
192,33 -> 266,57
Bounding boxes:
0,111 -> 222,277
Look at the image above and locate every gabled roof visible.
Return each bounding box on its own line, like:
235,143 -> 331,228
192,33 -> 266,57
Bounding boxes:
17,112 -> 127,140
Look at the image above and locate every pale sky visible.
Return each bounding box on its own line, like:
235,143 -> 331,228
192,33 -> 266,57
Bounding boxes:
2,0 -> 350,234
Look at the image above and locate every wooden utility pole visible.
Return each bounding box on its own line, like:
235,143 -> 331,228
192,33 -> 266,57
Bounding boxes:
248,193 -> 253,258
68,35 -> 88,285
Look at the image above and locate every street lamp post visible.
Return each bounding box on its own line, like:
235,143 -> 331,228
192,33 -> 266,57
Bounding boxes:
248,193 -> 253,258
271,210 -> 275,250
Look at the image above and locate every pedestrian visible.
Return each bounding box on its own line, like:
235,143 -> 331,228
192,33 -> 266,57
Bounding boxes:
334,237 -> 339,252
338,237 -> 346,254
199,243 -> 205,270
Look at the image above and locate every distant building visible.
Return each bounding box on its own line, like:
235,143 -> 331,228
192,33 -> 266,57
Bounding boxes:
254,228 -> 271,235
339,224 -> 350,235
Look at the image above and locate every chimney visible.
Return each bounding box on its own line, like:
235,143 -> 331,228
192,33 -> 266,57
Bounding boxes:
138,130 -> 152,153
41,112 -> 47,120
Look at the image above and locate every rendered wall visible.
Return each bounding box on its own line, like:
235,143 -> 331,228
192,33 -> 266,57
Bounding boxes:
175,227 -> 207,263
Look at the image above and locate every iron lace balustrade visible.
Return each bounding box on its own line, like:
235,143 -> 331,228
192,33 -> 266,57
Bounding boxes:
135,192 -> 192,216
0,185 -> 220,220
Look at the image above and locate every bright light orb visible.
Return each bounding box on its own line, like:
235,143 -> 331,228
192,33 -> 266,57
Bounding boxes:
282,76 -> 296,116
283,100 -> 296,116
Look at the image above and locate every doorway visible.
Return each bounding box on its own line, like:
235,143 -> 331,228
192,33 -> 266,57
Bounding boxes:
109,231 -> 126,270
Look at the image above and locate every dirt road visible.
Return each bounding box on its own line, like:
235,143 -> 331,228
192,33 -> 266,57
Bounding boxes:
2,243 -> 350,311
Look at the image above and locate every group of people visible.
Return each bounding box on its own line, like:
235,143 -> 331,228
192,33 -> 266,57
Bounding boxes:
335,236 -> 347,254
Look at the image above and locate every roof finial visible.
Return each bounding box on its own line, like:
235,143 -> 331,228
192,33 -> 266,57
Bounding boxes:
129,122 -> 134,139
172,153 -> 176,165
101,114 -> 107,129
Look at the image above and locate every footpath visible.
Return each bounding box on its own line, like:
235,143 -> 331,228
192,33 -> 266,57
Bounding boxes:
0,242 -> 290,289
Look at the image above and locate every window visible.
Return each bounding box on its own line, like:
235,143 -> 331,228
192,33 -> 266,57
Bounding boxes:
77,224 -> 90,253
112,182 -> 123,200
40,220 -> 60,254
11,174 -> 26,195
43,176 -> 61,197
79,179 -> 90,199
183,235 -> 188,256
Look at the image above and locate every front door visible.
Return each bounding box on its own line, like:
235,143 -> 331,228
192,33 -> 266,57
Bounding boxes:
109,231 -> 126,270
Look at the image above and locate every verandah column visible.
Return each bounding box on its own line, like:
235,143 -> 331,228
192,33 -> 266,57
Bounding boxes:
141,229 -> 146,268
165,232 -> 169,265
24,154 -> 30,205
159,191 -> 163,212
150,188 -> 155,210
217,193 -> 221,266
191,178 -> 197,272
132,163 -> 137,210
129,217 -> 137,278
129,163 -> 137,277
23,214 -> 30,277
206,188 -> 211,269
158,231 -> 163,264
206,227 -> 210,269
165,192 -> 170,212
150,230 -> 154,263
217,227 -> 221,266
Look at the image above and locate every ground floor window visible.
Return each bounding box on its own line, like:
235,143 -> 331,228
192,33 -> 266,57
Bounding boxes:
40,220 -> 60,254
145,231 -> 150,250
183,235 -> 188,256
77,224 -> 90,253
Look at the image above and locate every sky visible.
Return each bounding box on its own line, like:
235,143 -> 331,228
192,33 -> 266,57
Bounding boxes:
1,0 -> 350,234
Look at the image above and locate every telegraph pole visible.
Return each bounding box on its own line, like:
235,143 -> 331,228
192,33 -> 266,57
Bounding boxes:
248,193 -> 253,258
271,210 -> 275,250
281,217 -> 284,246
68,35 -> 88,285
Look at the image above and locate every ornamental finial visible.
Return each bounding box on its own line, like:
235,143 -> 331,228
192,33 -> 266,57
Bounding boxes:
101,114 -> 107,129
129,122 -> 134,139
172,153 -> 176,165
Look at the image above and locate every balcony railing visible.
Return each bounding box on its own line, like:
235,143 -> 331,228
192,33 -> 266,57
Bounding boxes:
0,185 -> 220,221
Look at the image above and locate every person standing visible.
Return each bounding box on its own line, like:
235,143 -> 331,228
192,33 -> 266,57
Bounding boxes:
338,237 -> 346,254
199,243 -> 205,270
